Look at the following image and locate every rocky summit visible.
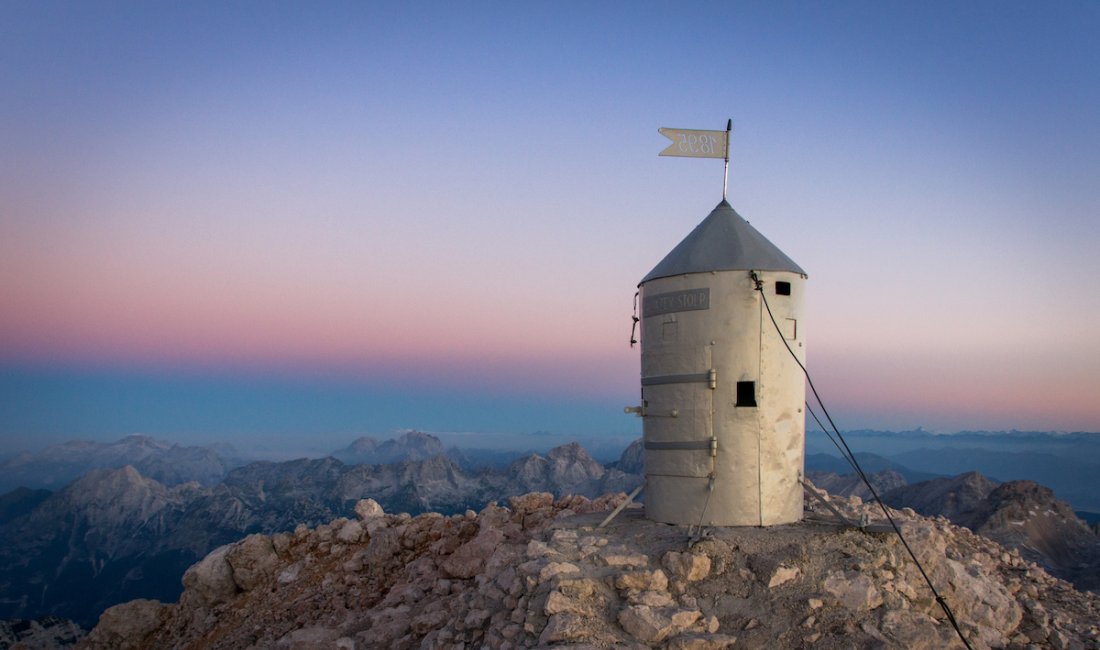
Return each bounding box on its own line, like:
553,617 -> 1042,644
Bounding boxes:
884,473 -> 1100,593
81,489 -> 1100,650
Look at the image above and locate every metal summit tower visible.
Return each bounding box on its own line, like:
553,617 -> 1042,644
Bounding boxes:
634,123 -> 808,526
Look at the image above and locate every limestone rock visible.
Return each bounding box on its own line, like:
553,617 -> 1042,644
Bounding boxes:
602,552 -> 650,568
354,498 -> 385,520
180,543 -> 237,607
81,599 -> 164,650
542,577 -> 601,616
664,551 -> 711,582
767,564 -> 800,588
877,609 -> 957,649
226,533 -> 280,591
336,519 -> 364,543
538,561 -> 582,582
823,571 -> 883,611
618,605 -> 701,644
614,569 -> 669,592
509,492 -> 555,514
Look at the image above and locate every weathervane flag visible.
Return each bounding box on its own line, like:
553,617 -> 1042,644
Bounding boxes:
658,120 -> 734,198
658,128 -> 729,158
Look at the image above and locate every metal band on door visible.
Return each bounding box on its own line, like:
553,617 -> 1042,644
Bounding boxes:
642,368 -> 717,478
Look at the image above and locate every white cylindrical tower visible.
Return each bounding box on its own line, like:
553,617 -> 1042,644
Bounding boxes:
638,199 -> 807,526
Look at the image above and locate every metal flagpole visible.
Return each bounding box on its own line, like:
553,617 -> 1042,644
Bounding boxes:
722,119 -> 732,200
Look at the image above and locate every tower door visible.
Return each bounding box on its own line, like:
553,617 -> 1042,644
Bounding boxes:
641,346 -> 715,479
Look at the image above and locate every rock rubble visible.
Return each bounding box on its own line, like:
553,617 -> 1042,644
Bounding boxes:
81,490 -> 1100,649
1,616 -> 86,649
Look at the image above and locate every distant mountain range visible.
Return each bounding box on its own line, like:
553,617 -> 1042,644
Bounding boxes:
6,428 -> 1098,510
2,429 -> 1098,637
0,435 -> 244,494
806,428 -> 1100,512
0,433 -> 639,629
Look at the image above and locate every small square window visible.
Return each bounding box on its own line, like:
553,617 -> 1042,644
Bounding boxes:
736,381 -> 757,407
775,281 -> 791,296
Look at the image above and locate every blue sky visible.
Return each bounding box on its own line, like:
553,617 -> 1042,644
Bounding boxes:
2,1 -> 1099,452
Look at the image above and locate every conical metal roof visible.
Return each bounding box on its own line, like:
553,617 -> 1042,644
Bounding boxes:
640,200 -> 805,285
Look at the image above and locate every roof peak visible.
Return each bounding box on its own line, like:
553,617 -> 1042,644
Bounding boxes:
640,201 -> 805,284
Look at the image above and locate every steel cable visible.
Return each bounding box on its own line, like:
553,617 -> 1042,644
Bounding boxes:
751,271 -> 973,650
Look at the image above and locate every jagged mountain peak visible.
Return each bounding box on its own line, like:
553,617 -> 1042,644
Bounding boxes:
505,443 -> 607,497
986,479 -> 1063,508
66,465 -> 164,499
396,430 -> 439,444
546,441 -> 587,458
331,430 -> 446,465
884,470 -> 999,521
974,480 -> 1092,536
960,480 -> 1100,589
56,466 -> 195,527
380,430 -> 445,456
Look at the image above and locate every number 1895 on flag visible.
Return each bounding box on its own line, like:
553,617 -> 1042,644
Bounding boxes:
658,127 -> 729,159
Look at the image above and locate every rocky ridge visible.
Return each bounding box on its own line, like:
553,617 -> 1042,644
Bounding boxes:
82,489 -> 1100,650
0,439 -> 640,628
882,471 -> 1000,521
885,474 -> 1100,593
805,468 -> 1100,596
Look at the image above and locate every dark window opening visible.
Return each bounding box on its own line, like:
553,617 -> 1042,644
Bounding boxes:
736,381 -> 757,407
775,281 -> 791,296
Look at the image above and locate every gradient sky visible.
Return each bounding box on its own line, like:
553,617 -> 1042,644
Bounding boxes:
2,1 -> 1099,452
